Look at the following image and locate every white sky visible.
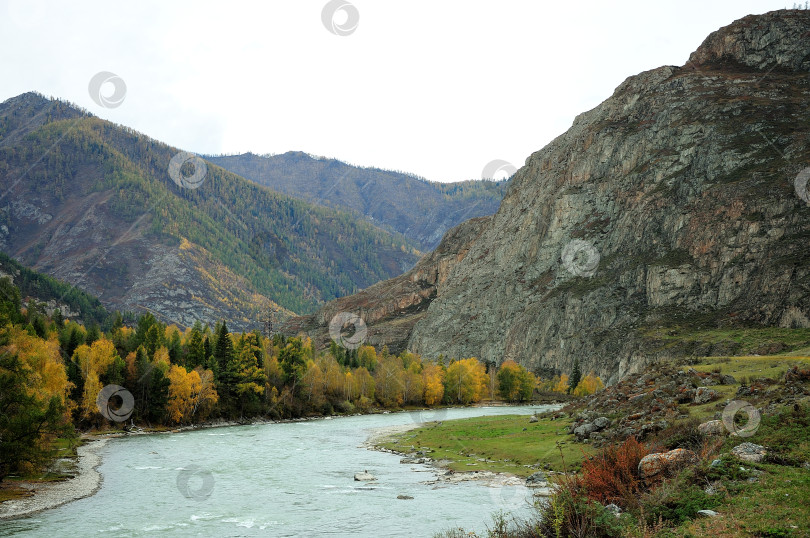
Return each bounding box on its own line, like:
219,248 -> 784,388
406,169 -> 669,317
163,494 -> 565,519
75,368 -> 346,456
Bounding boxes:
0,0 -> 792,182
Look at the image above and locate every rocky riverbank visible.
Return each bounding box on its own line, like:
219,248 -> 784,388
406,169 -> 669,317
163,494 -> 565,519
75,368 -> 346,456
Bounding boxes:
0,439 -> 108,520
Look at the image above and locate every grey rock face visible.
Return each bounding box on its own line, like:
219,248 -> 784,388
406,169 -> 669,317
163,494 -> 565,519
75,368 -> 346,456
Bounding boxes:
409,10 -> 810,383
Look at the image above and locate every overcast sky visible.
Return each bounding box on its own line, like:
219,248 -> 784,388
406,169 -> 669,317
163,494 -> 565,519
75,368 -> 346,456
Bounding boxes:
0,0 -> 792,182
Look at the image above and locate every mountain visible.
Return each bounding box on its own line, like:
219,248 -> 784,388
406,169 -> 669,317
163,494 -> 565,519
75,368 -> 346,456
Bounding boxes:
207,152 -> 507,250
0,93 -> 420,331
280,215 -> 490,354
0,250 -> 112,328
285,10 -> 810,384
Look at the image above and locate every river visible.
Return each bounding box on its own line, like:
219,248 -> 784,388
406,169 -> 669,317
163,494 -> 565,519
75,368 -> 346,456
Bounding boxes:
1,405 -> 557,537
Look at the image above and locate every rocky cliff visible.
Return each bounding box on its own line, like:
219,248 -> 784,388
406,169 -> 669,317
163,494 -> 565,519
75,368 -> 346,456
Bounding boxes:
407,10 -> 810,383
280,216 -> 490,353
279,10 -> 810,382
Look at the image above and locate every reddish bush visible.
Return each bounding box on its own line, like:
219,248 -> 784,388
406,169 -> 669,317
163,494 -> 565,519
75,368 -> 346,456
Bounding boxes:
581,436 -> 649,508
785,365 -> 810,382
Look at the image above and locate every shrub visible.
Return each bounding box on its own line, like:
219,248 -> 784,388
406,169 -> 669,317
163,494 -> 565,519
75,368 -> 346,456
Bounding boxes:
537,473 -> 622,538
580,437 -> 649,509
335,400 -> 355,414
641,483 -> 718,525
653,418 -> 708,453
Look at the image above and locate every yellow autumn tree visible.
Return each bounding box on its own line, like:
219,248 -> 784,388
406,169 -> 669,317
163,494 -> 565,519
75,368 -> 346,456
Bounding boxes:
357,345 -> 378,371
402,361 -> 424,405
7,328 -> 72,414
72,338 -> 121,419
444,358 -> 488,404
553,373 -> 570,394
351,366 -> 375,401
153,346 -> 171,368
374,355 -> 405,407
167,365 -> 196,423
301,359 -> 326,406
73,338 -> 118,381
190,367 -> 218,420
320,356 -> 345,400
167,365 -> 219,424
421,363 -> 444,406
573,372 -> 605,396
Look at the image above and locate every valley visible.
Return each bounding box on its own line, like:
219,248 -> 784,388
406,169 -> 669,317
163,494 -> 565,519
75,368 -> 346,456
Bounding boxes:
2,5 -> 810,538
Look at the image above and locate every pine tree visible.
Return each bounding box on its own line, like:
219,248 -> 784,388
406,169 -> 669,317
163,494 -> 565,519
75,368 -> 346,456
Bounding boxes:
187,323 -> 205,369
569,359 -> 582,395
213,322 -> 234,379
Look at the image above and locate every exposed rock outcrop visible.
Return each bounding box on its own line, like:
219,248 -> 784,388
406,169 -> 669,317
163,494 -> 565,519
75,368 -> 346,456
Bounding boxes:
404,10 -> 810,382
280,217 -> 491,353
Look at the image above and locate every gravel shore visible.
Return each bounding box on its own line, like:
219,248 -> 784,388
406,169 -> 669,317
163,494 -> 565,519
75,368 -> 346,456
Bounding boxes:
0,438 -> 108,520
362,422 -> 422,447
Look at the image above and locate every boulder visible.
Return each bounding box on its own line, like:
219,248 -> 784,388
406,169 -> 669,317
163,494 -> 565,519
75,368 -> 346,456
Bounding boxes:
697,420 -> 725,436
731,442 -> 767,463
694,387 -> 720,404
676,387 -> 695,404
574,422 -> 596,440
697,509 -> 720,518
529,415 -> 538,423
526,471 -> 547,485
604,503 -> 622,516
719,374 -> 737,385
397,495 -> 414,500
638,448 -> 698,478
592,417 -> 611,431
354,471 -> 376,481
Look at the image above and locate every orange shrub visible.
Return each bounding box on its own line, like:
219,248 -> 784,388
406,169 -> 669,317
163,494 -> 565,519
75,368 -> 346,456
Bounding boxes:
581,436 -> 649,508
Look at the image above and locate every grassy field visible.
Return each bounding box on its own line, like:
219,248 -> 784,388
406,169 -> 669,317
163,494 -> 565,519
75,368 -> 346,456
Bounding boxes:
647,326 -> 810,356
378,414 -> 592,476
678,355 -> 810,421
676,463 -> 810,536
673,401 -> 810,537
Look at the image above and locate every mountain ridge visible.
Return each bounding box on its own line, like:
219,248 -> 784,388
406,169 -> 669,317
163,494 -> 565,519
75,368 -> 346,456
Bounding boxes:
208,151 -> 506,250
0,92 -> 419,330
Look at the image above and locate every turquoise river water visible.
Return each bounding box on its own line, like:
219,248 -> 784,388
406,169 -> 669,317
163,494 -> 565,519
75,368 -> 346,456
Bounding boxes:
0,405 -> 557,537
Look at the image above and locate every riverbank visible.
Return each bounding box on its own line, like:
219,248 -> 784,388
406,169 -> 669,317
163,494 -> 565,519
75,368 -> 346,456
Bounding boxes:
369,411 -> 580,474
0,439 -> 108,520
365,408 -> 569,490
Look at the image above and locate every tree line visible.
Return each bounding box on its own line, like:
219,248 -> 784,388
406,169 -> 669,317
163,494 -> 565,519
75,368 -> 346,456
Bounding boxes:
0,276 -> 603,481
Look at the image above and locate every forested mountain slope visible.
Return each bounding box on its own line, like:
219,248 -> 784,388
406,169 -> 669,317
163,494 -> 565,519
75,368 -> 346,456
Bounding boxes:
0,93 -> 419,330
209,151 -> 506,250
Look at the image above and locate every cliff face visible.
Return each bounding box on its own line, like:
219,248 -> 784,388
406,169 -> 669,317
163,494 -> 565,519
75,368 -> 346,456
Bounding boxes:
280,216 -> 490,354
408,10 -> 810,383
